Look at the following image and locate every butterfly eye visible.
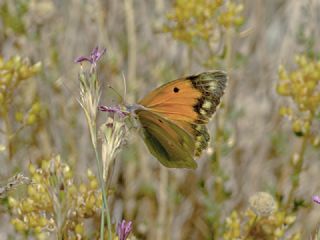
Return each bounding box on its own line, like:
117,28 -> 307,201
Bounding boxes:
173,87 -> 180,93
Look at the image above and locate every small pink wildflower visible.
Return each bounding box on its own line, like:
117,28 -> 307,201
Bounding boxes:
313,195 -> 320,204
117,220 -> 132,240
99,105 -> 129,118
75,46 -> 106,66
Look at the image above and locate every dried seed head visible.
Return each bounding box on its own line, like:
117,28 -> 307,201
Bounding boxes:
99,113 -> 128,180
249,192 -> 276,217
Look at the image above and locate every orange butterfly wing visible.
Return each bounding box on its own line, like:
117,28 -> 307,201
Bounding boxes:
139,80 -> 201,123
137,71 -> 227,158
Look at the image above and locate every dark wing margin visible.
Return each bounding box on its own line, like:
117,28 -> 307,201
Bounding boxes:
189,70 -> 227,124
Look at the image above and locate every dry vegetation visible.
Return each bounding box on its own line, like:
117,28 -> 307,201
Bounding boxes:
0,0 -> 320,239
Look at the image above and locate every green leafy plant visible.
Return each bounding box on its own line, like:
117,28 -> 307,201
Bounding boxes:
277,55 -> 320,210
9,155 -> 103,239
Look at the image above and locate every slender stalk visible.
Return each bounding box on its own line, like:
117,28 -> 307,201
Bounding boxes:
124,0 -> 137,91
2,104 -> 13,162
77,46 -> 112,239
223,27 -> 233,117
53,188 -> 63,240
213,28 -> 233,167
243,215 -> 258,239
214,112 -> 221,164
210,27 -> 233,240
285,129 -> 310,210
285,114 -> 313,210
94,144 -> 112,240
88,123 -> 112,240
156,167 -> 168,240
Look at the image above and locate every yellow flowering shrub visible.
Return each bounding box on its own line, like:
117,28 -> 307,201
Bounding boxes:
163,0 -> 243,45
277,55 -> 320,138
9,155 -> 103,239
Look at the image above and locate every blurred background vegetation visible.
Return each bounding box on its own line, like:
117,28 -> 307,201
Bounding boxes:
0,0 -> 320,239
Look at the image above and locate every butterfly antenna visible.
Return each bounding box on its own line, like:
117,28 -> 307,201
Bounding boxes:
107,85 -> 124,104
106,72 -> 127,105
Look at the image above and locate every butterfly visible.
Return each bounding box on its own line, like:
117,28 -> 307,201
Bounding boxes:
126,71 -> 227,169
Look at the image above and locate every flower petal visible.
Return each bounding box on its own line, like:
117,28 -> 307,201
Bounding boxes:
313,195 -> 320,204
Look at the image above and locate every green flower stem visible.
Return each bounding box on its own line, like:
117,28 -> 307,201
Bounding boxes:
213,27 -> 233,170
2,104 -> 13,161
79,68 -> 112,239
88,122 -> 112,240
285,114 -> 313,210
94,143 -> 112,240
210,27 -> 234,240
223,27 -> 233,116
243,215 -> 258,239
214,112 -> 222,164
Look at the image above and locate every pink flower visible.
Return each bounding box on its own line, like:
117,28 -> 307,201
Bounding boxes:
313,195 -> 320,204
99,105 -> 129,118
75,46 -> 106,66
117,220 -> 132,240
